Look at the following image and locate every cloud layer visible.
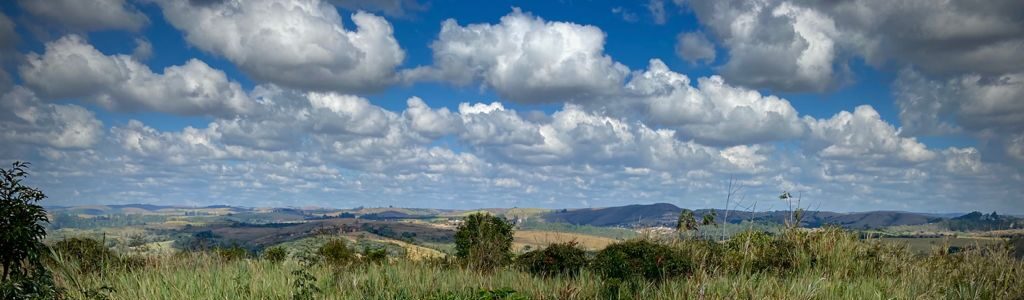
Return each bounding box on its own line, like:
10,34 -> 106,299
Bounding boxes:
0,2 -> 1021,213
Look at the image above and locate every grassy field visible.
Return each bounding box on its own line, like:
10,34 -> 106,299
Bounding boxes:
49,228 -> 1024,300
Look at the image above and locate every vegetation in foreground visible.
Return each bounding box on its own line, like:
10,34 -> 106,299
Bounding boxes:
3,162 -> 1023,299
47,228 -> 1024,300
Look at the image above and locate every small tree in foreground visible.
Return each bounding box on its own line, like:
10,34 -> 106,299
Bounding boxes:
454,213 -> 514,272
0,162 -> 58,298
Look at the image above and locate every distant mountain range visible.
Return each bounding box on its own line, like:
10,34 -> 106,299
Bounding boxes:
542,203 -> 946,229
48,203 -> 994,229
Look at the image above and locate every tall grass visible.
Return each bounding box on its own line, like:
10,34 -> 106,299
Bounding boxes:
54,228 -> 1024,299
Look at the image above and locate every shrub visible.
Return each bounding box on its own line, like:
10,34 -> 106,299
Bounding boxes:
262,246 -> 288,263
516,241 -> 589,278
318,239 -> 356,266
216,245 -> 248,261
52,237 -> 118,274
723,230 -> 799,273
1010,235 -> 1024,260
591,239 -> 691,282
454,213 -> 514,272
362,247 -> 388,265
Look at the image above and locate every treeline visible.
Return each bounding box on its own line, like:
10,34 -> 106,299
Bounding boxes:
944,211 -> 1020,231
48,213 -> 169,230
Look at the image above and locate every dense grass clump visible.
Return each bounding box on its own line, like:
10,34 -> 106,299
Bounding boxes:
591,239 -> 691,283
52,237 -> 119,274
722,230 -> 800,273
516,242 -> 589,278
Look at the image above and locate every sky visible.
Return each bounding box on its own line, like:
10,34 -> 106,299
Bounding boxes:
0,0 -> 1022,213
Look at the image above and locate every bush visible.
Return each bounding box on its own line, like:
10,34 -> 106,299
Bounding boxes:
262,246 -> 287,263
516,242 -> 589,278
53,237 -> 118,274
318,239 -> 356,266
723,230 -> 799,273
591,239 -> 691,282
216,245 -> 248,261
362,247 -> 388,265
454,213 -> 514,272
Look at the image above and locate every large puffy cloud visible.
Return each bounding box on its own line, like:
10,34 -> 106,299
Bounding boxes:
623,59 -> 804,146
685,0 -> 1024,92
156,0 -> 405,93
687,0 -> 843,92
804,105 -> 935,164
408,8 -> 629,104
17,0 -> 148,32
19,35 -> 253,117
0,87 -> 103,150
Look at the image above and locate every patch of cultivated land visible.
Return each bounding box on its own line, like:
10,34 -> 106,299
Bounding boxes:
513,230 -> 619,251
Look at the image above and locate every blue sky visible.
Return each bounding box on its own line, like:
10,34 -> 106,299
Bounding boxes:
0,0 -> 1021,213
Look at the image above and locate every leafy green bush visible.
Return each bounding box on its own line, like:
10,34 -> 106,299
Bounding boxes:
262,246 -> 288,263
454,213 -> 514,272
216,245 -> 248,261
516,241 -> 589,277
723,230 -> 799,273
53,237 -> 118,274
591,239 -> 691,282
318,239 -> 356,266
361,247 -> 388,265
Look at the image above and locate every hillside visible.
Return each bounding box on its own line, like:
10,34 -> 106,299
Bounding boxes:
542,203 -> 942,229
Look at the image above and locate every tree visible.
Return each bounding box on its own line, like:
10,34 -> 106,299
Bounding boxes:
1,162 -> 57,298
702,211 -> 717,227
677,209 -> 698,238
454,213 -> 513,272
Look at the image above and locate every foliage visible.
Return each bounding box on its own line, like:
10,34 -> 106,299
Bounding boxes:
216,245 -> 248,261
591,239 -> 691,283
676,209 -> 697,233
516,242 -> 589,278
454,213 -> 514,272
723,230 -> 799,273
52,237 -> 118,274
1011,235 -> 1024,260
317,239 -> 356,266
262,246 -> 288,263
290,253 -> 320,300
0,161 -> 58,299
944,211 -> 1020,231
361,247 -> 388,265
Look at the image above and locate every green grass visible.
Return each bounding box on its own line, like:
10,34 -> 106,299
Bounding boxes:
50,228 -> 1024,299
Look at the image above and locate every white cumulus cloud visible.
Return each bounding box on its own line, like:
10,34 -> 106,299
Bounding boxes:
156,0 -> 405,93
